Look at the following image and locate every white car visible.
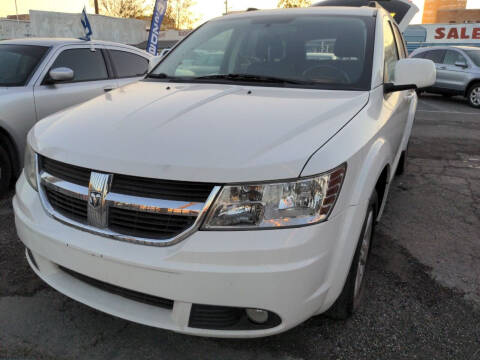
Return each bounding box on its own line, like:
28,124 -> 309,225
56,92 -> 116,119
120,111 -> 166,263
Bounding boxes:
0,38 -> 151,194
14,4 -> 435,338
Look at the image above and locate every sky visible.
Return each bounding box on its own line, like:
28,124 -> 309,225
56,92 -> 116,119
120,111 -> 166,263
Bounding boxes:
1,0 -> 479,25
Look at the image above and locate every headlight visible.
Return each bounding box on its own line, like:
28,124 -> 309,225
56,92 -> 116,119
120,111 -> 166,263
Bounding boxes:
24,144 -> 38,191
202,164 -> 346,229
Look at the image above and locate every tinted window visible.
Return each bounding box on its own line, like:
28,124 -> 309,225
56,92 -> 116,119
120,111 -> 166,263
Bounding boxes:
110,50 -> 149,78
151,15 -> 376,91
0,45 -> 49,86
422,50 -> 445,64
466,50 -> 480,67
384,20 -> 399,83
443,50 -> 467,66
51,48 -> 108,82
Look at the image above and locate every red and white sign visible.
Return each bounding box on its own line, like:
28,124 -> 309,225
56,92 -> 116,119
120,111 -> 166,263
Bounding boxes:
427,24 -> 480,43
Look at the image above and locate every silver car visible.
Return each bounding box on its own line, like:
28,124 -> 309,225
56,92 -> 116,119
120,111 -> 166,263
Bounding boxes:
410,46 -> 480,108
0,38 -> 152,194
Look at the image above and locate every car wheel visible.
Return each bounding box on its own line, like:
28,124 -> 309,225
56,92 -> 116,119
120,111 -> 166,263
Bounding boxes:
0,143 -> 12,197
396,150 -> 407,176
467,82 -> 480,108
326,191 -> 378,320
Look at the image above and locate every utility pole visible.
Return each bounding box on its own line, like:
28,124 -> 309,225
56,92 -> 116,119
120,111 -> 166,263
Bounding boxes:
225,0 -> 228,14
14,0 -> 19,22
94,0 -> 99,14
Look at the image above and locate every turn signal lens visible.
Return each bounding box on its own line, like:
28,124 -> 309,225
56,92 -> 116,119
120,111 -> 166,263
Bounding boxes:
203,164 -> 346,229
24,144 -> 38,192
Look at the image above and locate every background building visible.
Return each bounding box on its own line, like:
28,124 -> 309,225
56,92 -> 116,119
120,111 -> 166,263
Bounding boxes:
423,0 -> 467,23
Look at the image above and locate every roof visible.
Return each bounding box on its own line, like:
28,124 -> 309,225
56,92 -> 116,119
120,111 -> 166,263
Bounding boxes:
211,6 -> 377,22
133,40 -> 178,51
0,37 -> 145,51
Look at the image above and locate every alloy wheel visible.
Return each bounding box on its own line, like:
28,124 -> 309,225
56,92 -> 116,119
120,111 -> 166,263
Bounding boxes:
354,209 -> 373,300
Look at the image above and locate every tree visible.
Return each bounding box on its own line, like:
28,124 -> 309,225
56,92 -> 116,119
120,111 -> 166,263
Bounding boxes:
162,0 -> 199,30
277,0 -> 312,8
92,0 -> 148,18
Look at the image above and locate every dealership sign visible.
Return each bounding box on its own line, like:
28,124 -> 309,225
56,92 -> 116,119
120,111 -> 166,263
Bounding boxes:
427,24 -> 480,43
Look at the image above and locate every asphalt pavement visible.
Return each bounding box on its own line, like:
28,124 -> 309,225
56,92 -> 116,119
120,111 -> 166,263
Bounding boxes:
0,94 -> 479,360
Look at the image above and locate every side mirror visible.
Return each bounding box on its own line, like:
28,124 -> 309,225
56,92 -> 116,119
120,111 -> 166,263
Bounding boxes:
148,55 -> 163,73
454,61 -> 468,68
48,67 -> 74,83
385,58 -> 436,93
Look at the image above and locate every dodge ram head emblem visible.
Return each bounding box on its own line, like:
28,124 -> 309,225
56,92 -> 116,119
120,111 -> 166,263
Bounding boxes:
87,172 -> 113,228
89,191 -> 102,208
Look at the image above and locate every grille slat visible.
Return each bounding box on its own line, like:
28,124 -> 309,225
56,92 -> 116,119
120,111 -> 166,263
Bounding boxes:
112,175 -> 214,202
40,156 -> 214,241
109,207 -> 196,239
59,266 -> 174,309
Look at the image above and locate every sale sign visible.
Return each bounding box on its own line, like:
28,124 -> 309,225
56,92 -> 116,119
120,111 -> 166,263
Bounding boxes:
427,24 -> 480,43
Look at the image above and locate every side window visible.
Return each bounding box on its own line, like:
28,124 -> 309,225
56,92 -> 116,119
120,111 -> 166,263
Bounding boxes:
50,48 -> 108,82
109,50 -> 149,78
422,50 -> 445,64
443,50 -> 467,66
383,20 -> 399,83
412,52 -> 425,59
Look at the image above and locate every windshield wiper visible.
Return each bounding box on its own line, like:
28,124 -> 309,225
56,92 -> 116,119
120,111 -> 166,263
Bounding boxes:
147,73 -> 172,80
194,74 -> 312,85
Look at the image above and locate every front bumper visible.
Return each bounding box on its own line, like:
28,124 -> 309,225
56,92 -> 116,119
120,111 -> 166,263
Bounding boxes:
14,173 -> 366,338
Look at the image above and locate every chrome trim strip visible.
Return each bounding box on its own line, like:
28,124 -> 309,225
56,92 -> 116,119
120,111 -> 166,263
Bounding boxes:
106,192 -> 203,217
40,172 -> 89,200
37,160 -> 222,247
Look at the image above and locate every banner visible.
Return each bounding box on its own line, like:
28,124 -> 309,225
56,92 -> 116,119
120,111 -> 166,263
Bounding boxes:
147,0 -> 168,55
81,6 -> 93,41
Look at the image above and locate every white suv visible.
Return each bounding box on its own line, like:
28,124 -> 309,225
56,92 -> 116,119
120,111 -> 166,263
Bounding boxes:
14,5 -> 435,338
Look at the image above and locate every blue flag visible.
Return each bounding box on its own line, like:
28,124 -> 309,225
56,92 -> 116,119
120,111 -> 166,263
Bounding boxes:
81,6 -> 93,41
147,0 -> 168,55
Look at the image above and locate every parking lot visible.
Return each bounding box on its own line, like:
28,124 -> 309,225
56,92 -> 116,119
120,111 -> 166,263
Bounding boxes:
0,94 -> 479,360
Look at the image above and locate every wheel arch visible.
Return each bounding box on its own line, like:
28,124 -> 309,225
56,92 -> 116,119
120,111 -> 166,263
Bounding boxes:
465,79 -> 480,97
0,125 -> 21,179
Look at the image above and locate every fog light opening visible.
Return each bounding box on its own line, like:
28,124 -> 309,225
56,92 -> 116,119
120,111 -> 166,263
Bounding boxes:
246,308 -> 269,324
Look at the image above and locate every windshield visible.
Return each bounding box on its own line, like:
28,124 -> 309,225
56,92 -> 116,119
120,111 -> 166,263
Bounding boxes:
0,44 -> 50,87
150,14 -> 375,91
466,50 -> 480,67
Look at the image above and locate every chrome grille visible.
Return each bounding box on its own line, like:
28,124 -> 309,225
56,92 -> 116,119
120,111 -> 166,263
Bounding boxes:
37,156 -> 221,246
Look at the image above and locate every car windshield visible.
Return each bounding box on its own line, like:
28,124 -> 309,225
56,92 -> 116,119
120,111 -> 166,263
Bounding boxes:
465,50 -> 480,67
0,44 -> 50,86
150,14 -> 375,91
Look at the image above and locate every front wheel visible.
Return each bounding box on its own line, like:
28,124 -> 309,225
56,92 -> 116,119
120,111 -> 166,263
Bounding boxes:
326,191 -> 378,319
467,82 -> 480,108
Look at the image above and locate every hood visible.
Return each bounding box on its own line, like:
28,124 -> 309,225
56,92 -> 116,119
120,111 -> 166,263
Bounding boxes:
31,81 -> 369,183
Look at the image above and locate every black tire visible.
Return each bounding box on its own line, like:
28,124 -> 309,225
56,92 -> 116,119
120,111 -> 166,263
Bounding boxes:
467,82 -> 480,108
0,143 -> 12,198
396,150 -> 407,176
326,191 -> 378,320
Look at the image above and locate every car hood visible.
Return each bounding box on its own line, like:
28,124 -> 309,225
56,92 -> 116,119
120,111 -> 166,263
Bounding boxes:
31,81 -> 369,183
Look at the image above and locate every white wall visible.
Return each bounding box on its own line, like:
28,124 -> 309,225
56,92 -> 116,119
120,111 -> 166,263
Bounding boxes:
0,10 -> 149,44
0,19 -> 30,40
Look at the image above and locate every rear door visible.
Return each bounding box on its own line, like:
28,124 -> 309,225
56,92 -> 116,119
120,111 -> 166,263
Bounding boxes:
106,48 -> 150,88
438,50 -> 470,93
33,45 -> 118,120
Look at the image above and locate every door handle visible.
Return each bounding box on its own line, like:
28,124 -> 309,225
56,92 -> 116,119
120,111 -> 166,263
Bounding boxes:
103,87 -> 116,92
438,66 -> 447,70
